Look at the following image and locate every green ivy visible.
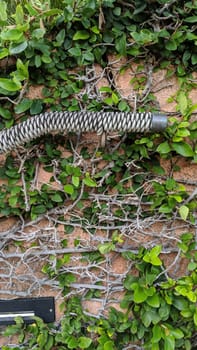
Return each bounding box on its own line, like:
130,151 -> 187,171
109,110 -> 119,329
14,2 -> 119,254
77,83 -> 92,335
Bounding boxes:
0,1 -> 197,349
2,241 -> 197,349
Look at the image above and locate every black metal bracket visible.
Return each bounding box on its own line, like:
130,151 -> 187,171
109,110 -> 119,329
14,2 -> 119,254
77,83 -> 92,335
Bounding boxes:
0,297 -> 55,325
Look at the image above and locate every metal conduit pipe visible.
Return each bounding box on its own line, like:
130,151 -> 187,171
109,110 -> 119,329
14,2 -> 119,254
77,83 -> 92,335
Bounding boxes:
0,111 -> 167,153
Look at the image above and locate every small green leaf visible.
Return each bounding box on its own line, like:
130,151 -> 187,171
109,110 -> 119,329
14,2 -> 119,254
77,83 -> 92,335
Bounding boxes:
45,334 -> 54,350
147,293 -> 160,308
68,47 -> 81,57
98,242 -> 115,254
0,1 -> 7,22
165,40 -> 177,51
64,184 -> 74,195
51,193 -> 63,203
115,33 -> 126,55
73,30 -> 90,40
118,100 -> 129,111
112,92 -> 119,105
177,91 -> 188,115
104,340 -> 114,350
32,205 -> 46,214
164,335 -> 175,350
42,9 -> 62,17
133,285 -> 147,303
0,48 -> 9,59
172,142 -> 194,157
37,331 -> 48,348
78,336 -> 92,349
100,86 -> 112,93
30,100 -> 43,115
35,55 -> 42,68
143,246 -> 162,266
194,311 -> 197,326
32,28 -> 46,39
14,98 -> 32,114
72,176 -> 80,187
184,16 -> 197,23
15,4 -> 24,25
191,53 -> 197,65
152,324 -> 162,343
56,29 -> 65,44
1,28 -> 24,41
42,55 -> 52,63
188,261 -> 197,271
179,205 -> 189,221
142,310 -> 152,327
8,196 -> 18,207
0,107 -> 12,119
83,175 -> 97,187
9,41 -> 28,55
67,336 -> 78,349
16,58 -> 29,79
171,328 -> 184,339
156,141 -> 171,154
0,78 -> 21,92
83,51 -> 94,62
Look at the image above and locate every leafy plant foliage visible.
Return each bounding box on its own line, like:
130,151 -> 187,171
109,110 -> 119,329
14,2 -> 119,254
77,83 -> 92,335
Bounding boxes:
0,1 -> 196,349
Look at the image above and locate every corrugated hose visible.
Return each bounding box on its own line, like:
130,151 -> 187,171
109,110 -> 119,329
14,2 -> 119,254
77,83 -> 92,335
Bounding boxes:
0,111 -> 167,153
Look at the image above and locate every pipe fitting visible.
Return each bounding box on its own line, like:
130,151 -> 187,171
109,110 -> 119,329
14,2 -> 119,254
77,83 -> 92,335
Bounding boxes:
151,113 -> 168,131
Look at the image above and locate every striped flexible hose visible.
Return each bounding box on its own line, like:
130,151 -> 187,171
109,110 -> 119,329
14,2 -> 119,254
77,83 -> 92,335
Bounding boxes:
0,111 -> 167,153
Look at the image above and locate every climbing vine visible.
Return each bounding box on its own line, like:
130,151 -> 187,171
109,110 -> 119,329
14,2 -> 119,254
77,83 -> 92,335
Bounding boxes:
0,1 -> 196,349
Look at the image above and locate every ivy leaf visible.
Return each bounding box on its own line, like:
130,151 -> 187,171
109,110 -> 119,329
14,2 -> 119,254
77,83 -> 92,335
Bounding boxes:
72,176 -> 80,187
184,16 -> 197,23
191,54 -> 197,65
37,331 -> 48,348
68,47 -> 81,57
172,142 -> 194,157
0,28 -> 24,41
179,205 -> 189,221
147,293 -> 160,308
177,91 -> 188,115
83,175 -> 97,187
171,328 -> 184,339
115,33 -> 126,55
56,29 -> 65,45
165,40 -> 177,51
0,78 -> 21,91
0,107 -> 12,119
78,337 -> 92,349
164,335 -> 175,350
17,59 -> 29,79
152,324 -> 162,343
73,30 -> 90,40
133,285 -> 147,303
30,99 -> 43,115
67,336 -> 78,349
143,246 -> 162,266
98,242 -> 115,254
156,141 -> 171,154
64,184 -> 74,195
9,41 -> 28,55
0,47 -> 9,59
0,1 -> 7,22
51,193 -> 63,203
142,310 -> 152,327
32,28 -> 46,39
14,98 -> 32,114
15,4 -> 24,25
104,340 -> 114,350
32,205 -> 46,214
194,311 -> 197,326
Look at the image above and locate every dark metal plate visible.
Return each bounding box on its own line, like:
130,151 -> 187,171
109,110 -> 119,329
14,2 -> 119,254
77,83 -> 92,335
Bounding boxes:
0,297 -> 55,325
